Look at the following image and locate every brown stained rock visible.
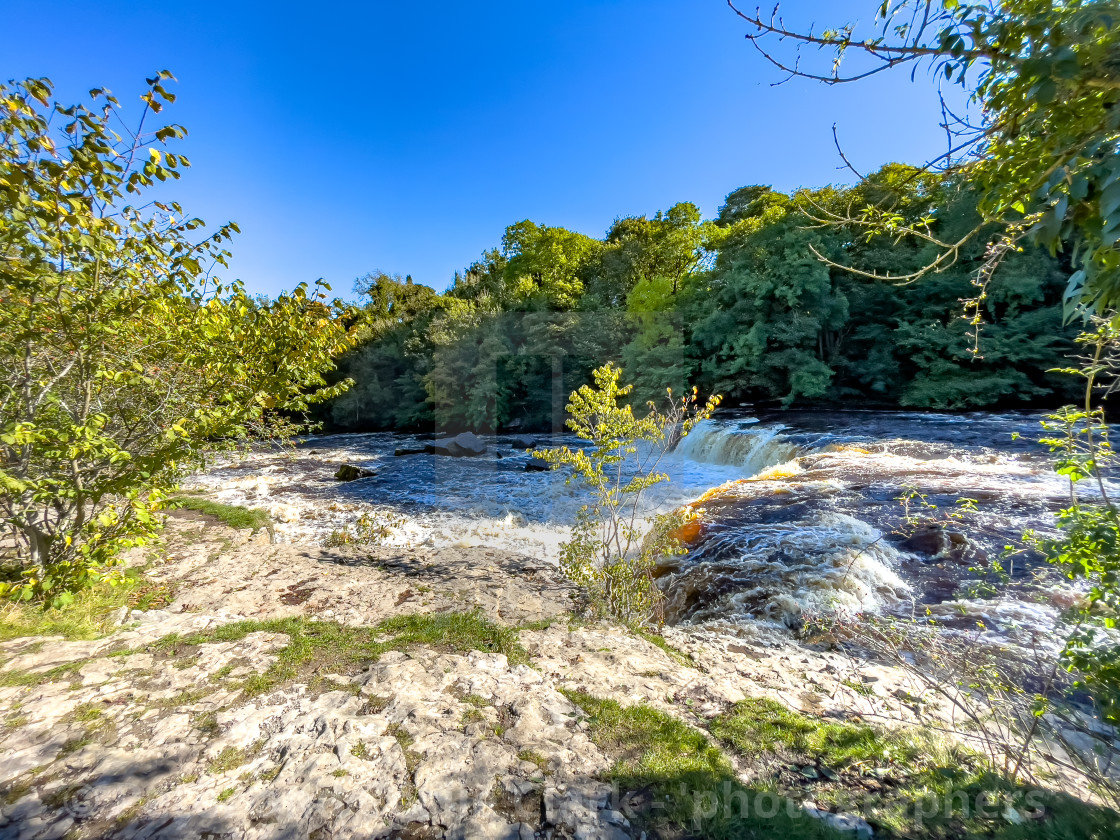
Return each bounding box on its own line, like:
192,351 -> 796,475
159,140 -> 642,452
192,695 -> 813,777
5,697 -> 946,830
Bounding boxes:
900,522 -> 988,565
334,464 -> 376,481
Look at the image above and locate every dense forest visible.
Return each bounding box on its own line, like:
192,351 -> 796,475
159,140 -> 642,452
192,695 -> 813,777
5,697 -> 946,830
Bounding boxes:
321,164 -> 1078,434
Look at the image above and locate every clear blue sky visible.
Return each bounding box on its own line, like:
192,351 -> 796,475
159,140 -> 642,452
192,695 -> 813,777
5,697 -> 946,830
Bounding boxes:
2,1 -> 963,298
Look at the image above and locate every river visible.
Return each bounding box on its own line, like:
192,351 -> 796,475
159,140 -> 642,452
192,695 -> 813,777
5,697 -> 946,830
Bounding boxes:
183,410 -> 1077,646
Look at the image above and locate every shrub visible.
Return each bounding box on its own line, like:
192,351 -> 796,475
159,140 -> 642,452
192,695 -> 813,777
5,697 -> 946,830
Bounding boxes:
534,363 -> 718,625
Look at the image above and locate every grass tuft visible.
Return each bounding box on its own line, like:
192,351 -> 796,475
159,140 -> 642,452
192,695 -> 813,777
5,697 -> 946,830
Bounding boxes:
562,688 -> 825,838
170,495 -> 272,533
630,626 -> 695,668
709,697 -> 1120,839
0,660 -> 88,689
517,749 -> 548,774
207,746 -> 247,775
0,568 -> 151,643
461,708 -> 486,726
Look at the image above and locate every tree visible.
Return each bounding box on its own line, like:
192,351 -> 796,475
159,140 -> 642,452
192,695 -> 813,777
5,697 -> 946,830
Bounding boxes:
446,249 -> 510,310
501,220 -> 600,311
831,169 -> 1077,407
728,0 -> 1120,312
322,170 -> 1077,428
0,76 -> 355,603
327,272 -> 441,430
351,271 -> 439,334
584,203 -> 718,404
533,364 -> 720,626
690,193 -> 848,404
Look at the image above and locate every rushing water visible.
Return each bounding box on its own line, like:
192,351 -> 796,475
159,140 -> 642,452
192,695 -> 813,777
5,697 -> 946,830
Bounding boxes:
184,410 -> 1077,643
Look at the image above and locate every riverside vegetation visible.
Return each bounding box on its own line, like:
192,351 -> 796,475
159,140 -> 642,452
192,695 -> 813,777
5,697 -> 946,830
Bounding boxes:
2,0 -> 1120,836
0,75 -> 355,606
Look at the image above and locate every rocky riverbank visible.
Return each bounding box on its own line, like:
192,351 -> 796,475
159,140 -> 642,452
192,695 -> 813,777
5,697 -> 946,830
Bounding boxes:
0,514 -> 1112,839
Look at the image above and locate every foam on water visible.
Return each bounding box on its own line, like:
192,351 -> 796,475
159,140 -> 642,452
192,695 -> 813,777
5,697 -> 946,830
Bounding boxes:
923,597 -> 1062,643
662,511 -> 910,631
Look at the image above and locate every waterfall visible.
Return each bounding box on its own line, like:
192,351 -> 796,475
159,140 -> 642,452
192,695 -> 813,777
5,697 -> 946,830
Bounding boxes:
675,420 -> 801,476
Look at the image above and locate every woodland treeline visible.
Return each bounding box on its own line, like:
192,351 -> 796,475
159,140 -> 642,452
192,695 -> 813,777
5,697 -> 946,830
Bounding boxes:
322,164 -> 1078,433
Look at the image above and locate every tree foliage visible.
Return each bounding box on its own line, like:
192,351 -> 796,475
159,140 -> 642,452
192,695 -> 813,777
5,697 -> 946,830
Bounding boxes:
1026,323 -> 1120,727
321,170 -> 1077,433
532,364 -> 720,626
727,0 -> 1120,314
0,76 -> 354,603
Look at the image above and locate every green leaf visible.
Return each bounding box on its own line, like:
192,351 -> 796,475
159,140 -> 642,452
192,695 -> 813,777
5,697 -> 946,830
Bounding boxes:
1101,180 -> 1120,222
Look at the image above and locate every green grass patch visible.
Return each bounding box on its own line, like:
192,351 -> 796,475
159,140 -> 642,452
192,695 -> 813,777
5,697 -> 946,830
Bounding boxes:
517,749 -> 548,774
364,695 -> 391,714
66,702 -> 104,726
709,698 -> 1120,839
258,766 -> 281,782
562,688 -> 832,839
710,697 -> 933,771
0,569 -> 149,643
0,777 -> 34,807
148,610 -> 529,698
564,689 -> 1120,839
841,677 -> 877,698
208,746 -> 247,775
210,663 -> 235,682
517,617 -> 556,632
0,562 -> 177,645
386,722 -> 422,771
3,714 -> 29,731
57,735 -> 93,757
151,686 -> 214,710
0,660 -> 86,689
461,708 -> 486,726
170,495 -> 272,533
387,722 -> 415,751
193,710 -> 220,737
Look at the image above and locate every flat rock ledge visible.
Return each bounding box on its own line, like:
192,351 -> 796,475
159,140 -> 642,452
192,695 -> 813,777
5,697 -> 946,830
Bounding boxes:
0,518 -> 938,840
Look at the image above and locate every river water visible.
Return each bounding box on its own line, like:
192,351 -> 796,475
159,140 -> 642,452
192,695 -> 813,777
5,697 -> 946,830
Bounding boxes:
184,410 -> 1078,645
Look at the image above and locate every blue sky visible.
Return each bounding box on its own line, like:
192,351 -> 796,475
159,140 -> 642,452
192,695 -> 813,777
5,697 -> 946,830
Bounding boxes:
2,1 -> 965,298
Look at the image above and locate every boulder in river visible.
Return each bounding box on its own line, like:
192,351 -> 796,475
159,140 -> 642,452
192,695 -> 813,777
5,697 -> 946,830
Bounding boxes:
334,464 -> 376,481
526,456 -> 551,472
395,436 -> 487,457
509,436 -> 538,451
900,522 -> 987,565
443,431 -> 487,457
